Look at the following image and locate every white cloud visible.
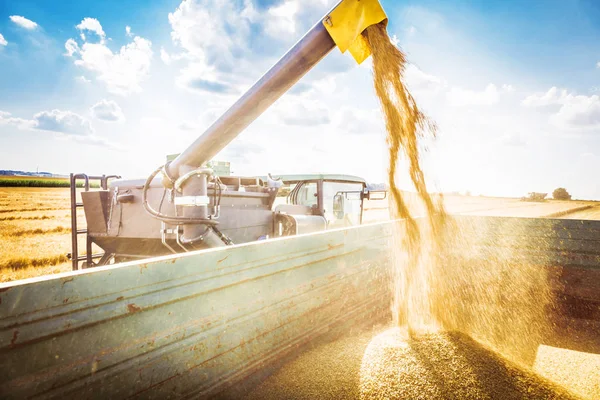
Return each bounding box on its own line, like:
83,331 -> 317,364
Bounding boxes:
167,0 -> 336,93
0,33 -> 7,46
552,94 -> 600,129
125,26 -> 132,37
9,16 -> 38,30
404,64 -> 446,91
401,65 -> 513,107
521,87 -> 569,107
2,109 -> 93,135
75,37 -> 153,95
66,19 -> 153,95
522,87 -> 600,129
596,61 -> 600,69
76,18 -> 106,42
0,111 -> 36,130
0,108 -> 118,148
168,1 -> 254,66
64,38 -> 79,56
90,99 -> 125,122
75,75 -> 91,83
178,108 -> 223,132
275,97 -> 331,126
335,107 -> 383,135
446,83 -> 512,106
218,139 -> 264,164
160,47 -> 171,65
33,109 -> 94,136
176,62 -> 239,94
264,1 -> 298,37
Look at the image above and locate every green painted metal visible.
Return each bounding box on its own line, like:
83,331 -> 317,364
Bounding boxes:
1,216 -> 599,399
0,221 -> 394,399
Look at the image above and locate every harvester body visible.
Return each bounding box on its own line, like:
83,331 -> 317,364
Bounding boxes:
71,0 -> 389,268
81,174 -> 373,264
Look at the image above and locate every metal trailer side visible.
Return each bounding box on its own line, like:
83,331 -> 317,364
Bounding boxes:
1,216 -> 600,399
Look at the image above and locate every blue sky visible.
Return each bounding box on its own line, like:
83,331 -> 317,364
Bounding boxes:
1,0 -> 600,199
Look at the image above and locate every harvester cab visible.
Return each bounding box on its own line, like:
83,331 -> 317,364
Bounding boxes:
68,0 -> 391,271
271,174 -> 370,232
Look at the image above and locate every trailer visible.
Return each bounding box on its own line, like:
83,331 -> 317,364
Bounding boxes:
2,216 -> 600,398
1,0 -> 599,398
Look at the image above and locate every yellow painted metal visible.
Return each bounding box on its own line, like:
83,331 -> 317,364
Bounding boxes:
323,0 -> 388,64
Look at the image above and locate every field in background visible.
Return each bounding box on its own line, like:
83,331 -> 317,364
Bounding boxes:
2,187 -> 600,283
0,175 -> 100,188
363,194 -> 598,223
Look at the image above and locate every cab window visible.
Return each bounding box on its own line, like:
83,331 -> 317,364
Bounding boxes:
322,181 -> 363,227
294,182 -> 318,207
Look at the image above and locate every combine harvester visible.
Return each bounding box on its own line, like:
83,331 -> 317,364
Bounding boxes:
1,0 -> 599,398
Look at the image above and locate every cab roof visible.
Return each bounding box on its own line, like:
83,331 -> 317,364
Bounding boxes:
262,174 -> 366,184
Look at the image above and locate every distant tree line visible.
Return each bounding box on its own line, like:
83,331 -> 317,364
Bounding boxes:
522,188 -> 572,202
552,187 -> 571,200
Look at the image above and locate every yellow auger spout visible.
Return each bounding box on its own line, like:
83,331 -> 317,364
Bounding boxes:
323,0 -> 388,64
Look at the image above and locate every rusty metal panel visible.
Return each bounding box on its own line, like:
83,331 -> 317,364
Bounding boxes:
0,221 -> 395,399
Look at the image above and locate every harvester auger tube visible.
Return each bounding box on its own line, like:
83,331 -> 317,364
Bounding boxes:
152,0 -> 388,246
70,0 -> 388,267
166,0 -> 388,180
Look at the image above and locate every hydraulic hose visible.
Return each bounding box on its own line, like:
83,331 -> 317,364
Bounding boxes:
142,164 -> 218,226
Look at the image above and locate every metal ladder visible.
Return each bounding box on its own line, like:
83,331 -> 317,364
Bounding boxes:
69,173 -> 120,271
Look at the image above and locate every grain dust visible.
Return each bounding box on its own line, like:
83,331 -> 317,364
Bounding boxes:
363,22 -> 553,367
245,19 -> 592,400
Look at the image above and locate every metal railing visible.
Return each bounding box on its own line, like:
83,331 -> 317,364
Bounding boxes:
69,173 -> 120,271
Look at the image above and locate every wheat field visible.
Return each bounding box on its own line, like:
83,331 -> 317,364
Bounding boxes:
1,187 -> 599,283
0,187 -> 86,282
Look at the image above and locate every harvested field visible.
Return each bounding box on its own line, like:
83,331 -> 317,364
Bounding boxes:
362,194 -> 594,223
244,323 -> 594,399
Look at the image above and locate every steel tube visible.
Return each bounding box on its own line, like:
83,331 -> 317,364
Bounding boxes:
69,173 -> 79,271
167,20 -> 337,179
